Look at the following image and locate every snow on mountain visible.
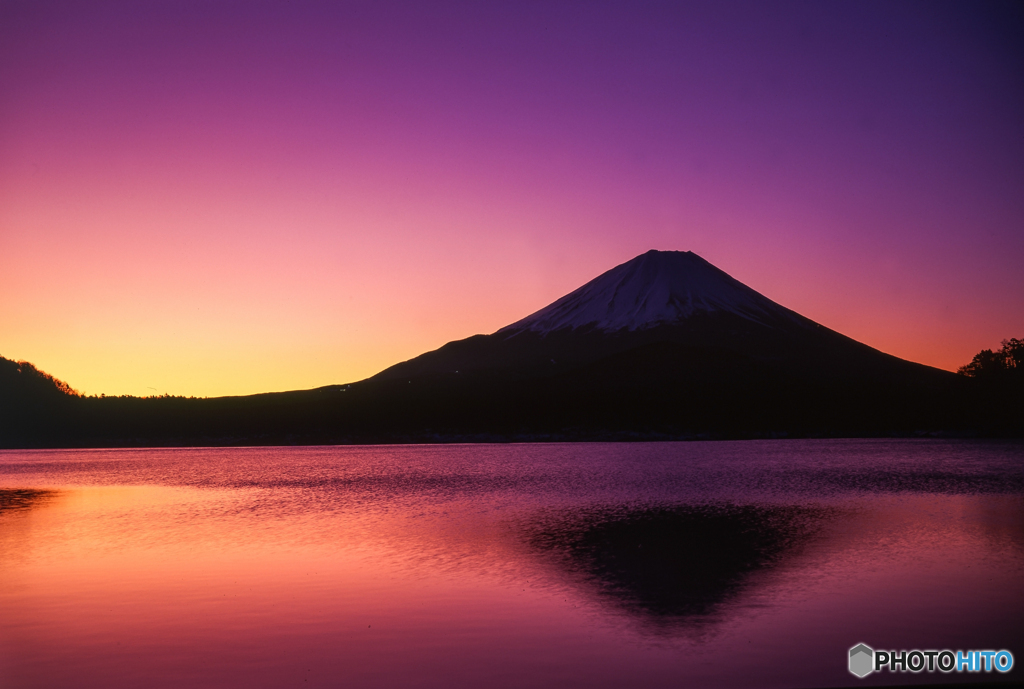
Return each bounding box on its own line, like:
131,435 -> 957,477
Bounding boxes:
500,250 -> 797,335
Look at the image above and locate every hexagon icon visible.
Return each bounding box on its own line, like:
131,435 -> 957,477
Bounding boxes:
849,643 -> 874,678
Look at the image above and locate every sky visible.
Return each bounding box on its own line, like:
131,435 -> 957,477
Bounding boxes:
1,0 -> 1022,397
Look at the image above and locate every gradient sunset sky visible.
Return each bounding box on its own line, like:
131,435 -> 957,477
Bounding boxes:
2,1 -> 1022,397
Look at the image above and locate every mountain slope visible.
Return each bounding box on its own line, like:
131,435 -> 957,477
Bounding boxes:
1,250 -> 989,447
370,250 -> 948,390
330,249 -> 970,438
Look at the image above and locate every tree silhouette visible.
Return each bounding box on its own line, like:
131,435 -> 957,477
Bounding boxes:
958,338 -> 1023,381
957,338 -> 1023,435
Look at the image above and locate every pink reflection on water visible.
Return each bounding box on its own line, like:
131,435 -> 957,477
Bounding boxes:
0,444 -> 1022,688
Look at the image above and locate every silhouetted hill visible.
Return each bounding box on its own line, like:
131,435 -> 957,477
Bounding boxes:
1,251 -> 1018,447
0,358 -> 82,445
0,358 -> 79,399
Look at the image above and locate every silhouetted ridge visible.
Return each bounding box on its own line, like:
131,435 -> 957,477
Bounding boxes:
0,356 -> 79,400
0,356 -> 82,446
1,251 -> 1013,447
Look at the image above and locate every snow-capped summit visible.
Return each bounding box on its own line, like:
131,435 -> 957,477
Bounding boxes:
500,250 -> 794,335
367,246 -> 952,426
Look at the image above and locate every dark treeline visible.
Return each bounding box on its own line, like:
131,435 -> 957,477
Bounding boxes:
1,339 -> 1020,448
954,338 -> 1023,435
958,338 -> 1023,381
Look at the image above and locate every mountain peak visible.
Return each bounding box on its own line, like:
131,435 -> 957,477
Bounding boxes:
500,250 -> 794,335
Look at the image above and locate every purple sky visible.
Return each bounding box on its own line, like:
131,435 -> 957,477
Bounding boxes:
2,1 -> 1022,395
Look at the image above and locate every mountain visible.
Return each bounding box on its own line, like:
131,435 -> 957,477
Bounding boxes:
0,250 -> 989,447
370,250 -> 941,388
352,249 -> 965,438
502,250 -> 798,334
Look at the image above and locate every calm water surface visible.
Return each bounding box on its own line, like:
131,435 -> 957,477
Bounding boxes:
1,440 -> 1022,688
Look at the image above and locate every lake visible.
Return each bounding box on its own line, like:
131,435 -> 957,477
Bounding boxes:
1,440 -> 1022,688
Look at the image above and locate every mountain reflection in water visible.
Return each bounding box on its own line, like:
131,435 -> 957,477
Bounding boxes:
527,504 -> 828,624
1,441 -> 1022,689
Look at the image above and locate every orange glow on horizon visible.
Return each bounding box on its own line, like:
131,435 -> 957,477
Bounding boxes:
2,2 -> 1020,397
